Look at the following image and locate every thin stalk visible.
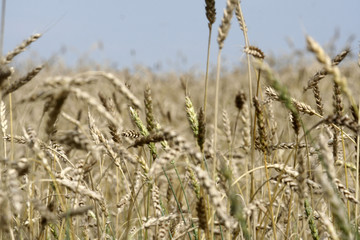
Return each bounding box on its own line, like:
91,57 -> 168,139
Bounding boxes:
236,2 -> 253,119
285,136 -> 299,237
237,2 -> 254,206
231,110 -> 240,152
89,173 -> 101,240
302,131 -> 313,240
203,26 -> 213,115
200,155 -> 210,239
8,227 -> 14,240
171,161 -> 198,240
116,167 -> 120,238
0,0 -> 5,56
8,93 -> 13,161
201,28 -> 213,238
356,97 -> 360,230
162,166 -> 193,240
145,182 -> 150,239
250,67 -> 262,199
200,28 -> 213,235
2,2 -> 13,163
213,50 -> 222,178
201,188 -> 211,240
356,135 -> 360,228
255,148 -> 298,239
263,153 -> 277,240
285,191 -> 294,237
340,129 -> 351,220
2,131 -> 5,159
255,68 -> 262,97
212,48 -> 222,240
0,0 -> 5,159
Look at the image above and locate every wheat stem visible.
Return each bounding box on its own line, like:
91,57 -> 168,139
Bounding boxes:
203,27 -> 212,116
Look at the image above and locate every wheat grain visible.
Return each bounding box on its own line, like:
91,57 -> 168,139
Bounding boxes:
244,46 -> 265,60
45,89 -> 69,137
71,88 -> 118,128
304,49 -> 350,91
122,129 -> 141,139
205,0 -> 216,26
334,178 -> 359,204
253,97 -> 267,152
193,165 -> 237,229
222,110 -> 231,145
2,65 -> 43,97
312,84 -> 324,116
217,0 -> 237,49
304,199 -> 320,240
84,71 -> 142,109
55,177 -> 103,202
152,184 -> 162,217
265,86 -> 318,116
197,107 -> 206,152
185,96 -> 198,138
316,134 -> 353,239
2,33 -> 41,64
144,85 -> 156,132
0,64 -> 12,86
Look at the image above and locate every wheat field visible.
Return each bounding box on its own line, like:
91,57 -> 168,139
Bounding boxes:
0,1 -> 360,240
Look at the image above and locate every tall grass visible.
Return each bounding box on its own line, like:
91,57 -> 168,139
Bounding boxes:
0,1 -> 359,240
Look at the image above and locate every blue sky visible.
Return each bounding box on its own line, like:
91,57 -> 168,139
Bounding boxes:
3,0 -> 359,72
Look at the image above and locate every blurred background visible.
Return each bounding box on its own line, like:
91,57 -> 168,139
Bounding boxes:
2,0 -> 359,72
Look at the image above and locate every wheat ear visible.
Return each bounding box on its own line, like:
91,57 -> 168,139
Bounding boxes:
2,65 -> 43,97
306,36 -> 358,118
203,0 -> 216,116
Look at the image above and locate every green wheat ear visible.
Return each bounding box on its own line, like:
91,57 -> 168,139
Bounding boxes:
129,106 -> 158,159
185,96 -> 199,138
